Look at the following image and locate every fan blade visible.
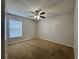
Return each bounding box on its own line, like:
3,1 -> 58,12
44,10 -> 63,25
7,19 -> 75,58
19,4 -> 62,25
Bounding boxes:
40,16 -> 45,18
40,12 -> 45,15
30,11 -> 35,14
35,10 -> 40,13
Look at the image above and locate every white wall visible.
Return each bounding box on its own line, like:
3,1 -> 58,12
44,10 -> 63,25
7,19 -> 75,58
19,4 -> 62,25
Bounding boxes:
7,13 -> 36,43
37,12 -> 74,47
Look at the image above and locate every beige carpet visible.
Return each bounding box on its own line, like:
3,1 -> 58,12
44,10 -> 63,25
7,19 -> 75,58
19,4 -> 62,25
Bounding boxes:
7,38 -> 74,59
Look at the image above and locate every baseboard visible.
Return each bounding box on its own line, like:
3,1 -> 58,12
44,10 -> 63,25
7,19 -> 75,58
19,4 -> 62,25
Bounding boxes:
8,38 -> 35,45
38,38 -> 74,48
8,37 -> 74,48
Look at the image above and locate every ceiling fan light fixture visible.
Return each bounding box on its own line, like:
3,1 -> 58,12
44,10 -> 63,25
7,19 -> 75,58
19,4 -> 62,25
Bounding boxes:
37,16 -> 40,19
34,16 -> 37,19
34,15 -> 40,20
30,10 -> 45,20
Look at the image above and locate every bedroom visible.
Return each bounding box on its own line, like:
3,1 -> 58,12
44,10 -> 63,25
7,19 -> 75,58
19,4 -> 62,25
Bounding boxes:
5,0 -> 77,59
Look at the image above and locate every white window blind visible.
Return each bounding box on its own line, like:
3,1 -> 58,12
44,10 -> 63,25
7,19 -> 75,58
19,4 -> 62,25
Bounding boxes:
9,20 -> 22,38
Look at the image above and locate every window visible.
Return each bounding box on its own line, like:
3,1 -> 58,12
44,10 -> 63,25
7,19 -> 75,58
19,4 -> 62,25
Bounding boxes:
9,20 -> 22,38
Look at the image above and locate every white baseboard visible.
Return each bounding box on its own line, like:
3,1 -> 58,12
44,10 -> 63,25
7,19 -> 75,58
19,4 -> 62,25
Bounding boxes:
8,37 -> 74,48
38,37 -> 74,48
8,38 -> 35,45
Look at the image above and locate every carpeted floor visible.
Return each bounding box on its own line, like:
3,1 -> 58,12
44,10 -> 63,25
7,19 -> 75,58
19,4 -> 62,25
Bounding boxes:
7,38 -> 74,59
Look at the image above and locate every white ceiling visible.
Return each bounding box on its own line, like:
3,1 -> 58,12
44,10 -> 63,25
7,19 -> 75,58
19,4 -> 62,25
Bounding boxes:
6,0 -> 75,19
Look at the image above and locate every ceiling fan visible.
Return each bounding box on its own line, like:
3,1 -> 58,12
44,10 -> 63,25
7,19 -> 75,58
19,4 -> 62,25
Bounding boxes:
29,10 -> 45,20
